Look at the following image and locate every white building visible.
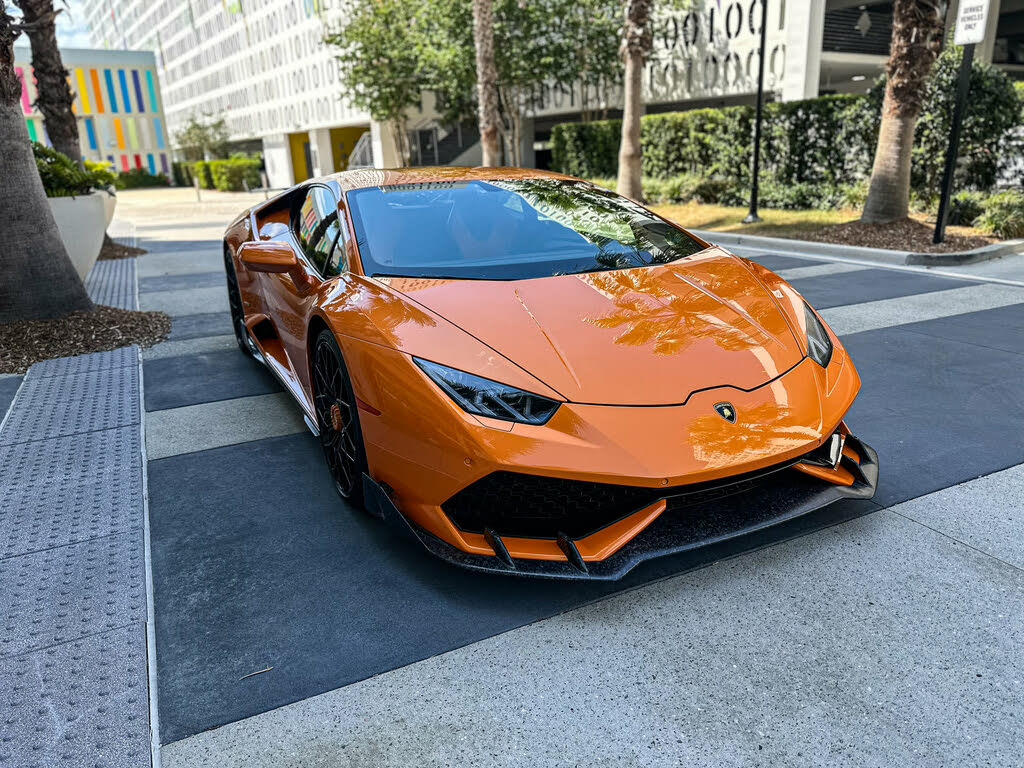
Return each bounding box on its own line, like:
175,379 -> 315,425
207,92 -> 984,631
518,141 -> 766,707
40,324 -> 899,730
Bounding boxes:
80,0 -> 1023,185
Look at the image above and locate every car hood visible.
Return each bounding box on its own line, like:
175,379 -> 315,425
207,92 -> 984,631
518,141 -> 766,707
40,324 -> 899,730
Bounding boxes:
380,249 -> 806,406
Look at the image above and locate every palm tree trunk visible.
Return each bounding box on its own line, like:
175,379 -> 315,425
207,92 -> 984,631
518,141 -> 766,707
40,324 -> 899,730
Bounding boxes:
0,10 -> 92,322
861,0 -> 944,223
862,109 -> 916,222
15,0 -> 81,164
617,0 -> 651,201
472,0 -> 501,167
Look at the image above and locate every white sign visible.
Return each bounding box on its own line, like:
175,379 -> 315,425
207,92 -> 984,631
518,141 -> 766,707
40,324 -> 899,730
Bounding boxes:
954,1 -> 991,46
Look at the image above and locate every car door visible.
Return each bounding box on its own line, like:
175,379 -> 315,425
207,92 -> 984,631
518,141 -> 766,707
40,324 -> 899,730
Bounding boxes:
264,184 -> 341,389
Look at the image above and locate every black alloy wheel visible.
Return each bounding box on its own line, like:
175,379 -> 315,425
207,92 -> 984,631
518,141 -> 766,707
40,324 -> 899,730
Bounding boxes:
312,329 -> 369,508
224,246 -> 258,357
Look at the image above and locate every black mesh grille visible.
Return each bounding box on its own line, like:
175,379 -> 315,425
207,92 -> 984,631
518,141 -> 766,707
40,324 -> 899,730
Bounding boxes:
443,472 -> 660,539
442,454 -> 805,539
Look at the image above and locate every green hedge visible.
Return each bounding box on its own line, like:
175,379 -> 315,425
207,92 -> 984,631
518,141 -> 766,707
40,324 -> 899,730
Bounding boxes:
171,158 -> 260,191
115,167 -> 169,189
552,65 -> 1024,206
193,161 -> 214,189
208,158 -> 261,191
171,161 -> 191,187
552,94 -> 869,191
550,120 -> 621,178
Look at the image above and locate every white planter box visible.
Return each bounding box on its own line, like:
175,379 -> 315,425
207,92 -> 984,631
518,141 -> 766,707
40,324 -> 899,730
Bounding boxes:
101,188 -> 117,228
47,190 -> 108,280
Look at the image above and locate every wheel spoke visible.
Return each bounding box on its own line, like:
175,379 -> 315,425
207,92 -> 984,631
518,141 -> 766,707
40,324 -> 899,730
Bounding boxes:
311,339 -> 363,500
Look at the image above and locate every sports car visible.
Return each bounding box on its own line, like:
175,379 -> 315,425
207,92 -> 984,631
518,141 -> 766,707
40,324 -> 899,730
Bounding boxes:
223,167 -> 878,580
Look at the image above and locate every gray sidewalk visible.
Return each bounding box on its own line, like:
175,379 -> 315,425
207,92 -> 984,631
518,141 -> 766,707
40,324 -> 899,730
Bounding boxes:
0,260 -> 156,768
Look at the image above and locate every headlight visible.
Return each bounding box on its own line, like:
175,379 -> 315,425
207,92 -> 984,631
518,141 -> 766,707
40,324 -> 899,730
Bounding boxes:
413,358 -> 560,425
804,302 -> 833,368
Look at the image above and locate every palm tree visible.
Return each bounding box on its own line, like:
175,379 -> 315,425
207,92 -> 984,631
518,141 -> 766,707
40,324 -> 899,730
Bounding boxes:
616,0 -> 651,201
472,0 -> 501,166
14,0 -> 81,164
861,0 -> 945,223
0,7 -> 92,322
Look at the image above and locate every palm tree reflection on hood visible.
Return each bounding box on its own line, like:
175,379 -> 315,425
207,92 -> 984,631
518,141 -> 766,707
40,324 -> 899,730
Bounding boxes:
580,263 -> 778,357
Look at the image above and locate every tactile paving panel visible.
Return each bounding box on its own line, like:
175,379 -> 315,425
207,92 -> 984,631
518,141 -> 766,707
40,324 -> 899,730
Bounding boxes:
0,625 -> 150,768
0,364 -> 139,446
27,345 -> 137,380
0,533 -> 144,659
0,426 -> 143,559
85,257 -> 138,310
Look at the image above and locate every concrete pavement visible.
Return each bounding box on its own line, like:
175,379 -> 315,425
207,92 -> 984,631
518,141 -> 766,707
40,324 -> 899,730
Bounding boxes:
75,190 -> 1024,766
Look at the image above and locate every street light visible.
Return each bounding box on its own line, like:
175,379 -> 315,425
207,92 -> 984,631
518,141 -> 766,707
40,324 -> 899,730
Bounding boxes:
743,0 -> 769,225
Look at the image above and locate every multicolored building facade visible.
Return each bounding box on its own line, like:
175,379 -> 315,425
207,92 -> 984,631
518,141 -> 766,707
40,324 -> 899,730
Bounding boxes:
13,46 -> 170,176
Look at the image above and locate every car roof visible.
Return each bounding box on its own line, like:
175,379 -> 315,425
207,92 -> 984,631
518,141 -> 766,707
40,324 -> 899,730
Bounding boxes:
318,166 -> 576,194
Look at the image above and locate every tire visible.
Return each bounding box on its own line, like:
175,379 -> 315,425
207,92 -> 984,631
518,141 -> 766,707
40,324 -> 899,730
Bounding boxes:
224,246 -> 258,357
311,329 -> 369,509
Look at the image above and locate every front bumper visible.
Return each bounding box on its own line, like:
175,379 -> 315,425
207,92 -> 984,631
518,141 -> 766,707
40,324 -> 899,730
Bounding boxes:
365,435 -> 879,580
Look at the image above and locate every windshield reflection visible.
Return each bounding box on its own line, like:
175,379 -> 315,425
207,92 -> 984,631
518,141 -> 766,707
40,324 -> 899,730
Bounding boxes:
346,179 -> 706,281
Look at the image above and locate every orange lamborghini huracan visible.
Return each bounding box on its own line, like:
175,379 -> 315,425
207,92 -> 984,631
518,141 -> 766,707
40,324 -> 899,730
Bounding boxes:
223,167 -> 878,579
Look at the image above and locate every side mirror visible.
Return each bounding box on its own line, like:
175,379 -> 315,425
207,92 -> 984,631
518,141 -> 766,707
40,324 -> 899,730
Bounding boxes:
238,241 -> 297,274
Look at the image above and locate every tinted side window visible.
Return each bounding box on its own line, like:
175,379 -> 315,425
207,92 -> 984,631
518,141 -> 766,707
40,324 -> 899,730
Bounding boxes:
294,186 -> 340,275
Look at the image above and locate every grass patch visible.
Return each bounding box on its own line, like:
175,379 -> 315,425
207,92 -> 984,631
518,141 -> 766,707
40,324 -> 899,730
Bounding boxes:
650,202 -> 859,237
650,202 -> 996,253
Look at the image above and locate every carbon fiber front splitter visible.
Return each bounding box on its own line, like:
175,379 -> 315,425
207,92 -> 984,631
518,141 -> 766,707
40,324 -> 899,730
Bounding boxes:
363,436 -> 879,581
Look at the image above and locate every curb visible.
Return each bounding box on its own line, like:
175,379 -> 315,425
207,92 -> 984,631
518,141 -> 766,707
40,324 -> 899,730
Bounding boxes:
690,229 -> 1024,268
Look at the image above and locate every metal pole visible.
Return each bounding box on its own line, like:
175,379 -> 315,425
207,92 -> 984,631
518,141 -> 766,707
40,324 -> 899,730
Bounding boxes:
933,43 -> 975,244
743,0 -> 769,225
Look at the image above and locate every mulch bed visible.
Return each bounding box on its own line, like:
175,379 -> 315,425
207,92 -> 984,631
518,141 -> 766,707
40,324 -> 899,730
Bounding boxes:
0,306 -> 171,374
790,217 -> 994,254
98,239 -> 148,260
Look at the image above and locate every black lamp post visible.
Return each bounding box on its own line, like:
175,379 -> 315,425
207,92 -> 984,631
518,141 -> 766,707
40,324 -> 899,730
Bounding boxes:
743,0 -> 769,225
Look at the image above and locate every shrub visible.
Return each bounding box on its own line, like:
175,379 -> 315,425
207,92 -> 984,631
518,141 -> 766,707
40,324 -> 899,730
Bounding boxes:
692,177 -> 737,205
758,180 -> 831,210
208,157 -> 261,191
974,190 -> 1024,239
660,174 -> 703,203
551,94 -> 874,206
550,119 -> 620,178
115,168 -> 170,189
641,176 -> 666,203
552,70 -> 1024,210
950,190 -> 986,225
913,47 -> 1022,198
834,179 -> 869,210
85,159 -> 117,189
32,142 -> 112,197
641,107 -> 752,180
172,161 -> 192,187
192,161 -> 214,190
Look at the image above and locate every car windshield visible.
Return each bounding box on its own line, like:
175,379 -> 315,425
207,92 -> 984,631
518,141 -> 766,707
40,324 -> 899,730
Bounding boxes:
345,179 -> 708,280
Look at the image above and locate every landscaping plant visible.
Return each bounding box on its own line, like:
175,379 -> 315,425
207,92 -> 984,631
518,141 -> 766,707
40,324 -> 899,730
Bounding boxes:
115,167 -> 170,189
974,191 -> 1024,239
32,142 -> 114,196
